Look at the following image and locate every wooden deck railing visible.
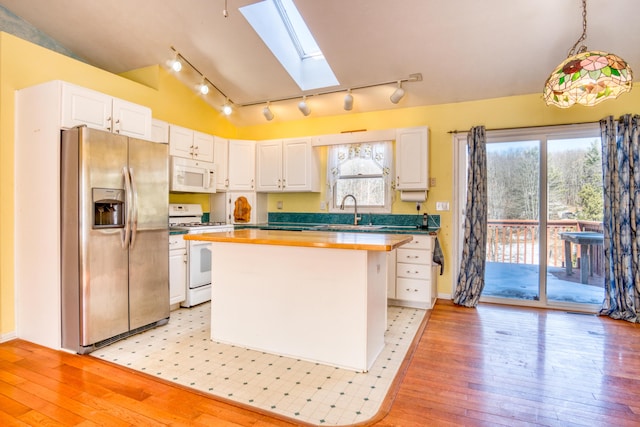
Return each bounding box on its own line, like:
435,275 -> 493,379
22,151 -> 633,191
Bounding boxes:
486,219 -> 604,275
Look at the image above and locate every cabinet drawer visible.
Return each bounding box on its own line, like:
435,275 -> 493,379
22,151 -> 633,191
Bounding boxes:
396,262 -> 431,279
396,277 -> 429,302
403,235 -> 432,250
169,235 -> 186,250
397,248 -> 431,265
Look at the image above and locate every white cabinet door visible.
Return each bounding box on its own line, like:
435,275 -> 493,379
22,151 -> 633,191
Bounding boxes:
227,139 -> 255,191
283,138 -> 319,192
169,236 -> 187,306
61,84 -> 111,131
112,98 -> 152,139
169,125 -> 195,159
256,138 -> 319,193
256,140 -> 283,192
61,83 -> 152,140
151,119 -> 169,143
395,126 -> 429,190
214,137 -> 229,191
168,125 -> 214,161
193,131 -> 214,162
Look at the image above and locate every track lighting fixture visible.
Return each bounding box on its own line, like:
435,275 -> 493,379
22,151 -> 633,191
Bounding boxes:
343,90 -> 354,111
263,102 -> 274,121
298,96 -> 311,116
222,100 -> 233,116
390,81 -> 405,104
169,47 -> 234,115
198,80 -> 210,95
170,57 -> 182,72
167,48 -> 421,119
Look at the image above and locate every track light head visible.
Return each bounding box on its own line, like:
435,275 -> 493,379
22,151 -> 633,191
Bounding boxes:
390,81 -> 405,104
263,103 -> 274,121
344,90 -> 354,111
198,81 -> 209,95
298,96 -> 311,116
170,58 -> 182,72
222,100 -> 233,116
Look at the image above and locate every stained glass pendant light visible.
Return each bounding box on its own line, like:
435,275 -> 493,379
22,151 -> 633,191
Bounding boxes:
543,0 -> 633,108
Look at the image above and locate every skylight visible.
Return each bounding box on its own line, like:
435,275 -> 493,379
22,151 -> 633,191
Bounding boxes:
240,0 -> 338,91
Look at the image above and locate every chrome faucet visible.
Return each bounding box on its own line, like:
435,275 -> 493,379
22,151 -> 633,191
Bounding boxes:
340,194 -> 362,225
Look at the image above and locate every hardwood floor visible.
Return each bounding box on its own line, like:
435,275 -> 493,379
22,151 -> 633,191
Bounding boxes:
1,300 -> 639,426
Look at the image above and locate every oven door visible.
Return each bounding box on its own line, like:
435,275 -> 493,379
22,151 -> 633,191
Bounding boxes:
187,240 -> 212,289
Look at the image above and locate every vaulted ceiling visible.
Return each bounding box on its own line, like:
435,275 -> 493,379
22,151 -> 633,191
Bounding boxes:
1,0 -> 638,125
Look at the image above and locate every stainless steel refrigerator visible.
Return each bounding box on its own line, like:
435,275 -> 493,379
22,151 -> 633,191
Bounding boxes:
61,126 -> 170,354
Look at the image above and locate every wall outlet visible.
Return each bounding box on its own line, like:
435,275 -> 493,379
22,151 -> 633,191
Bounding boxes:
320,201 -> 327,210
436,201 -> 450,211
429,177 -> 437,187
277,200 -> 283,210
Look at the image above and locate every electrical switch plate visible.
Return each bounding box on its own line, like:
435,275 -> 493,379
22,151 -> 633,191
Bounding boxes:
436,201 -> 450,211
277,201 -> 283,210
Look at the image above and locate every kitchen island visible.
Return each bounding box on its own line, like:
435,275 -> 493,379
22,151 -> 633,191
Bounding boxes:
184,229 -> 412,371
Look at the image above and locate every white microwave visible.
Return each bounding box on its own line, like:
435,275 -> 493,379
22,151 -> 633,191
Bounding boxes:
170,157 -> 216,193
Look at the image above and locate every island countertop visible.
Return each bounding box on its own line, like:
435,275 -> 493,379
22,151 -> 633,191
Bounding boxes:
183,229 -> 412,251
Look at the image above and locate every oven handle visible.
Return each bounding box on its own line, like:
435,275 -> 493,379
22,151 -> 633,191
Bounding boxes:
129,167 -> 139,248
122,166 -> 132,248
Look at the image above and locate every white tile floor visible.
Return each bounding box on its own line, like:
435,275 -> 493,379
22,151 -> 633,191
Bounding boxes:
91,303 -> 425,426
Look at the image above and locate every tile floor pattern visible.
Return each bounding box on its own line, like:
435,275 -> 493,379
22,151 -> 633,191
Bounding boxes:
92,303 -> 426,426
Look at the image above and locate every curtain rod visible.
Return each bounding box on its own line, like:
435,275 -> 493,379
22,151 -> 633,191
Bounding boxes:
447,120 -> 599,134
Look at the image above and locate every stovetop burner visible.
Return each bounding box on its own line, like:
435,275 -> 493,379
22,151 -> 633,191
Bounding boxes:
171,221 -> 227,227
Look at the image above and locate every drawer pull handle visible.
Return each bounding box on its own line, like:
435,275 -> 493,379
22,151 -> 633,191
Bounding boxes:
406,270 -> 419,274
406,255 -> 419,259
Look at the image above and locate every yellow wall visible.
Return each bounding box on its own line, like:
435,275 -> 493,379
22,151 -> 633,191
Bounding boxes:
3,31 -> 640,339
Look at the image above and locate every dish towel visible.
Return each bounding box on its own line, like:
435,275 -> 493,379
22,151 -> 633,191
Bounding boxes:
432,237 -> 444,275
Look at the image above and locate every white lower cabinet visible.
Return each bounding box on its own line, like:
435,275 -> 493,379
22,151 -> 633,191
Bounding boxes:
169,235 -> 187,307
389,234 -> 437,309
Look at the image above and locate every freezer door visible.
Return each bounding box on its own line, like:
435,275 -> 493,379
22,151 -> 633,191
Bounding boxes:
128,138 -> 170,329
64,127 -> 130,348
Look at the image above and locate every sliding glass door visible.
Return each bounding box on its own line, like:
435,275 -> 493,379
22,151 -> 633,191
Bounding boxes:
454,124 -> 604,311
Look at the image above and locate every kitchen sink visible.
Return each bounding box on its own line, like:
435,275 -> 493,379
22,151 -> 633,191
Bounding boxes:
312,224 -> 386,231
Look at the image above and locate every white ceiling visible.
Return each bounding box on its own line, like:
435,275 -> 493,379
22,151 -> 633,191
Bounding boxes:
1,0 -> 638,126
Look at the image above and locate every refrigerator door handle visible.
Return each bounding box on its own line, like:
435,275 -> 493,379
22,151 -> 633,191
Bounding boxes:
129,167 -> 139,248
122,166 -> 132,248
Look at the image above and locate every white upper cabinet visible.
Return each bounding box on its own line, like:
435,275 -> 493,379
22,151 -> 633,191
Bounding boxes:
257,138 -> 320,192
168,125 -> 214,162
227,139 -> 256,191
215,138 -> 256,191
395,126 -> 429,190
61,83 -> 152,139
256,140 -> 282,192
214,137 -> 229,191
151,119 -> 169,143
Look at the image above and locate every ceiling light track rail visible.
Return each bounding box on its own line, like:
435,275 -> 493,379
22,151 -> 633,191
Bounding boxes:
239,73 -> 423,108
169,46 -> 232,103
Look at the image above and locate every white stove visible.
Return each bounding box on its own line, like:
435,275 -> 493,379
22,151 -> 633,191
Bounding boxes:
169,204 -> 233,307
169,204 -> 233,233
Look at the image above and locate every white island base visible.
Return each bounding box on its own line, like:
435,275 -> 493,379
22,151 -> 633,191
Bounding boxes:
210,242 -> 388,372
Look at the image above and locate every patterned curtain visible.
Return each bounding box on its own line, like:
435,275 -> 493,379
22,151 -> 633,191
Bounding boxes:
453,126 -> 488,307
599,115 -> 640,323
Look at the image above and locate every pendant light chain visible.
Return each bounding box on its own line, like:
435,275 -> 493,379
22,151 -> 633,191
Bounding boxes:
568,0 -> 588,57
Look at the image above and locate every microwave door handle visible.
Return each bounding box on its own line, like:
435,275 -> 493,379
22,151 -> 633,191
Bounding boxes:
122,166 -> 132,248
129,167 -> 138,248
205,168 -> 212,189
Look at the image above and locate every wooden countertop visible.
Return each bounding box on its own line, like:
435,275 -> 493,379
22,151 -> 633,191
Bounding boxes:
183,229 -> 412,251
